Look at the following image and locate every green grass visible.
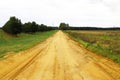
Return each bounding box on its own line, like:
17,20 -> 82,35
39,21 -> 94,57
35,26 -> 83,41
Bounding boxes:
0,29 -> 57,57
65,30 -> 120,63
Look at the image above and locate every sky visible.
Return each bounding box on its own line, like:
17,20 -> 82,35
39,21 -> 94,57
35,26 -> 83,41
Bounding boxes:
0,0 -> 120,27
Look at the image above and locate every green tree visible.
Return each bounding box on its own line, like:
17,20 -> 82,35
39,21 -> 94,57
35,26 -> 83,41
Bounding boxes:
22,22 -> 32,33
59,23 -> 69,30
38,24 -> 47,32
3,17 -> 22,34
22,22 -> 38,33
31,22 -> 38,32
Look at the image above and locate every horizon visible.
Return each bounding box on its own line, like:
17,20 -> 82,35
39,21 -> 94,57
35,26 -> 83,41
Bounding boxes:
0,0 -> 120,27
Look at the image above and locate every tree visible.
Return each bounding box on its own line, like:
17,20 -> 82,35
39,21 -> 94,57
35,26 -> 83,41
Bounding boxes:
59,23 -> 69,30
22,22 -> 38,33
3,17 -> 22,34
31,22 -> 38,32
38,24 -> 47,32
22,22 -> 32,33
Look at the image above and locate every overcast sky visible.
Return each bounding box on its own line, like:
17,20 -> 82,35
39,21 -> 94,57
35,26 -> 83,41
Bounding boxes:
0,0 -> 120,27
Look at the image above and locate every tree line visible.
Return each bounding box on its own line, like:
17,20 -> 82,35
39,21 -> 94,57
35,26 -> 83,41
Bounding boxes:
2,16 -> 58,34
59,23 -> 120,30
2,16 -> 120,34
65,27 -> 120,30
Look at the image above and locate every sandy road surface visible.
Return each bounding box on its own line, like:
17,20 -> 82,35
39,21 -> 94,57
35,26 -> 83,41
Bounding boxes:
0,31 -> 120,80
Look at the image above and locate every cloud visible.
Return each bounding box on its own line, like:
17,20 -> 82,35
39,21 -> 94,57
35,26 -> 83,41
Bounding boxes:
88,0 -> 103,3
88,0 -> 120,11
0,0 -> 120,27
101,0 -> 120,11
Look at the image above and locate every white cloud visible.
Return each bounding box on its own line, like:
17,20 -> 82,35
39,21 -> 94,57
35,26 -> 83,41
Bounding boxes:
101,0 -> 120,11
0,0 -> 120,27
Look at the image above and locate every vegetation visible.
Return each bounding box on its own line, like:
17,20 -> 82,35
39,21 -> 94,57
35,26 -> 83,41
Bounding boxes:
3,17 -> 22,34
58,23 -> 120,30
0,16 -> 58,58
22,22 -> 38,33
65,30 -> 120,63
2,16 -> 58,35
38,24 -> 47,32
60,26 -> 120,30
0,29 -> 57,58
59,23 -> 69,30
1,16 -> 120,63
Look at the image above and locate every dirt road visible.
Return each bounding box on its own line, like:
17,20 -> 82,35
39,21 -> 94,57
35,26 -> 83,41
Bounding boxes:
0,31 -> 120,80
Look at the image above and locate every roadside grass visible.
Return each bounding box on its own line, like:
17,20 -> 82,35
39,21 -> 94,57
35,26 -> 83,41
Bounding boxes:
65,30 -> 120,63
0,29 -> 57,57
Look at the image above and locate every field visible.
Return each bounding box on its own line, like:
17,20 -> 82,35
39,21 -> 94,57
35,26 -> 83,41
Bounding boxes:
0,29 -> 57,58
65,30 -> 120,63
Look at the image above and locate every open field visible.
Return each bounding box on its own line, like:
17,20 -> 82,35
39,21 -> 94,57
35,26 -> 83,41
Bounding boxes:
0,29 -> 57,57
65,30 -> 120,63
0,31 -> 120,80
